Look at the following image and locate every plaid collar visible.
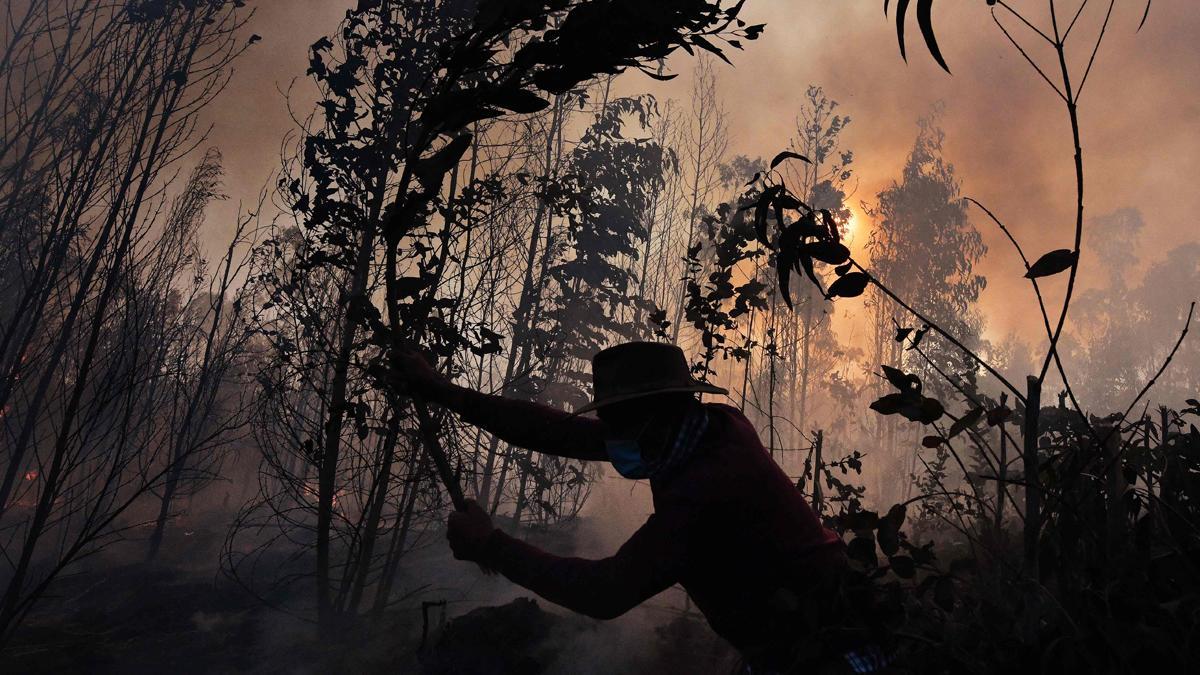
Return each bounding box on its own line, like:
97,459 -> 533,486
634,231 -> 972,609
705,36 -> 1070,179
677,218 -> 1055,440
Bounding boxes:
650,403 -> 708,479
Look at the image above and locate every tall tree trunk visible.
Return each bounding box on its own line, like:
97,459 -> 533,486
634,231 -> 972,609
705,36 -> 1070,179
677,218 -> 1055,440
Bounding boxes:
372,449 -> 426,617
1022,375 -> 1042,579
994,392 -> 1009,531
347,416 -> 400,614
479,95 -> 565,510
315,220 -> 378,633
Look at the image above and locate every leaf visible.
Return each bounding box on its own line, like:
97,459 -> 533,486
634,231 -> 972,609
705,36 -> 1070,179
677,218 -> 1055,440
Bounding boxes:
820,209 -> 839,241
847,536 -> 878,567
754,197 -> 771,249
777,251 -> 794,310
691,35 -> 732,65
910,540 -> 936,566
873,506 -> 902,554
838,510 -> 879,531
934,576 -> 955,611
769,151 -> 810,169
774,200 -> 787,247
802,241 -> 850,265
490,88 -> 551,113
916,0 -> 949,72
894,326 -> 913,343
987,406 -> 1013,426
797,253 -> 824,297
916,397 -> 945,424
834,263 -> 852,276
878,526 -> 900,557
948,406 -> 985,438
826,272 -> 869,298
393,276 -> 430,297
906,325 -> 929,351
889,555 -> 916,579
893,0 -> 911,62
870,393 -> 908,416
752,186 -> 780,249
884,503 -> 907,532
776,193 -> 807,211
1025,249 -> 1078,279
922,435 -> 945,448
881,365 -> 914,392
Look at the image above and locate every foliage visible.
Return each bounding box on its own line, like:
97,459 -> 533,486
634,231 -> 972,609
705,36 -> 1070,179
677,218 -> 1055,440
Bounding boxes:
535,95 -> 673,408
677,201 -> 770,379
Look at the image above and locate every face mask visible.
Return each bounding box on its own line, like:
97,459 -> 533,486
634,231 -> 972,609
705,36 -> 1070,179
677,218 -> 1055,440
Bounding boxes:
605,439 -> 652,479
604,415 -> 656,479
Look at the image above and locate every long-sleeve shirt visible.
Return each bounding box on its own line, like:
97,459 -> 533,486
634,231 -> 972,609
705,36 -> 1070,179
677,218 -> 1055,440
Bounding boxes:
455,391 -> 846,665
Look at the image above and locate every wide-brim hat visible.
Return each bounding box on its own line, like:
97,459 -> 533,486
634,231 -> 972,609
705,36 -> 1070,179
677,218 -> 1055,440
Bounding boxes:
575,341 -> 728,414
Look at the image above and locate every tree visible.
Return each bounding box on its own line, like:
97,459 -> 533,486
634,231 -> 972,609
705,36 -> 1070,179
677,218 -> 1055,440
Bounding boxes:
0,0 -> 253,642
225,0 -> 762,633
671,54 -> 730,343
781,86 -> 855,441
1068,210 -> 1200,412
863,109 -> 986,500
512,94 -> 673,525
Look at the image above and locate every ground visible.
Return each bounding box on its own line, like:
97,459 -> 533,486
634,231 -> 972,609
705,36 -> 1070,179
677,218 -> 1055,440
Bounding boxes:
4,511 -> 737,674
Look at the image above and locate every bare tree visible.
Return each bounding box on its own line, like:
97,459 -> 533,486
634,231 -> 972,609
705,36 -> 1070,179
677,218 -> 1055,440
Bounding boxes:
0,0 -> 254,643
671,54 -> 729,343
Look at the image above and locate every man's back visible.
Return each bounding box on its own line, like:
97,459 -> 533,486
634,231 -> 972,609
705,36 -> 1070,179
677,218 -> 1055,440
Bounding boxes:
651,404 -> 845,664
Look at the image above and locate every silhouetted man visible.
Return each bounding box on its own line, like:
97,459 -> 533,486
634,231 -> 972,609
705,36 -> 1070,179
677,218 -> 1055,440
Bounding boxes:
396,341 -> 858,673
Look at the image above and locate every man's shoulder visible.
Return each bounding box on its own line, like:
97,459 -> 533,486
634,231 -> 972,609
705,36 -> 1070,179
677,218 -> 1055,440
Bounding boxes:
701,401 -> 747,421
701,402 -> 758,440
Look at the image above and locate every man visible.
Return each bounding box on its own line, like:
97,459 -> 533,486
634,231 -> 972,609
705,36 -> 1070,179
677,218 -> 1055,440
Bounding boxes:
396,341 -> 857,672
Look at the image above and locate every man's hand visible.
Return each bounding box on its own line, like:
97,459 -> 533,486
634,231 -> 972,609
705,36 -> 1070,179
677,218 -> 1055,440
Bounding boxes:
447,499 -> 495,562
391,345 -> 447,400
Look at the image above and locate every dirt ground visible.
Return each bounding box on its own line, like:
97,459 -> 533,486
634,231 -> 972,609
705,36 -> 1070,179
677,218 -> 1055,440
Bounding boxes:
4,511 -> 737,674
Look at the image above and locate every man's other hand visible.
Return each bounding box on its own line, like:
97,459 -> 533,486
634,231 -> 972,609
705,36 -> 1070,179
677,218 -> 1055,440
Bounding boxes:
447,499 -> 494,562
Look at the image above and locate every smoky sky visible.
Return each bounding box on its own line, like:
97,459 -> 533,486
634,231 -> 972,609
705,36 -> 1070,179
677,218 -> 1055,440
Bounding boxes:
202,0 -> 1200,348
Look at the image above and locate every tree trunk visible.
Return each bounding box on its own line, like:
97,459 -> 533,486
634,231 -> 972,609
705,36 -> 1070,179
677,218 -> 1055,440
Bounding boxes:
1022,375 -> 1041,578
347,416 -> 400,614
994,392 -> 1009,531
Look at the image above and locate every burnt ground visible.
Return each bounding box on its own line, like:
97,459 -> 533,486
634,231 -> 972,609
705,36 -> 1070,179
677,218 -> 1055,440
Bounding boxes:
3,514 -> 737,674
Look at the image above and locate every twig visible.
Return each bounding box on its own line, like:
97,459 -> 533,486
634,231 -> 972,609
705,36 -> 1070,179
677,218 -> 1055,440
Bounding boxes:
1076,0 -> 1116,101
996,1 -> 1056,45
963,196 -> 1095,442
1037,8 -> 1085,386
1095,302 -> 1194,479
991,9 -> 1068,103
1063,0 -> 1091,40
850,257 -> 1024,401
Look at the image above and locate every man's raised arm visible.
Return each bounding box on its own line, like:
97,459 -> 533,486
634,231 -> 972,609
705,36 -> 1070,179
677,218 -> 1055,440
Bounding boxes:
394,348 -> 606,462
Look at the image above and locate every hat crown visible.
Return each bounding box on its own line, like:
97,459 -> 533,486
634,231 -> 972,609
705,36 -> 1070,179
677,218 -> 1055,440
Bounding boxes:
579,342 -> 725,413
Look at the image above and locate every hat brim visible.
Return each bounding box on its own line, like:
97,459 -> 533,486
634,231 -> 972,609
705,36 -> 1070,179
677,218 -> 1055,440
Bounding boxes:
573,382 -> 729,414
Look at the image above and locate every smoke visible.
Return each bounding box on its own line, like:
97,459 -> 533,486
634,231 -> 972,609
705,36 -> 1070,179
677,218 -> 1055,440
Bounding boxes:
196,1 -> 1199,399
170,2 -> 1200,668
414,469 -> 731,673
